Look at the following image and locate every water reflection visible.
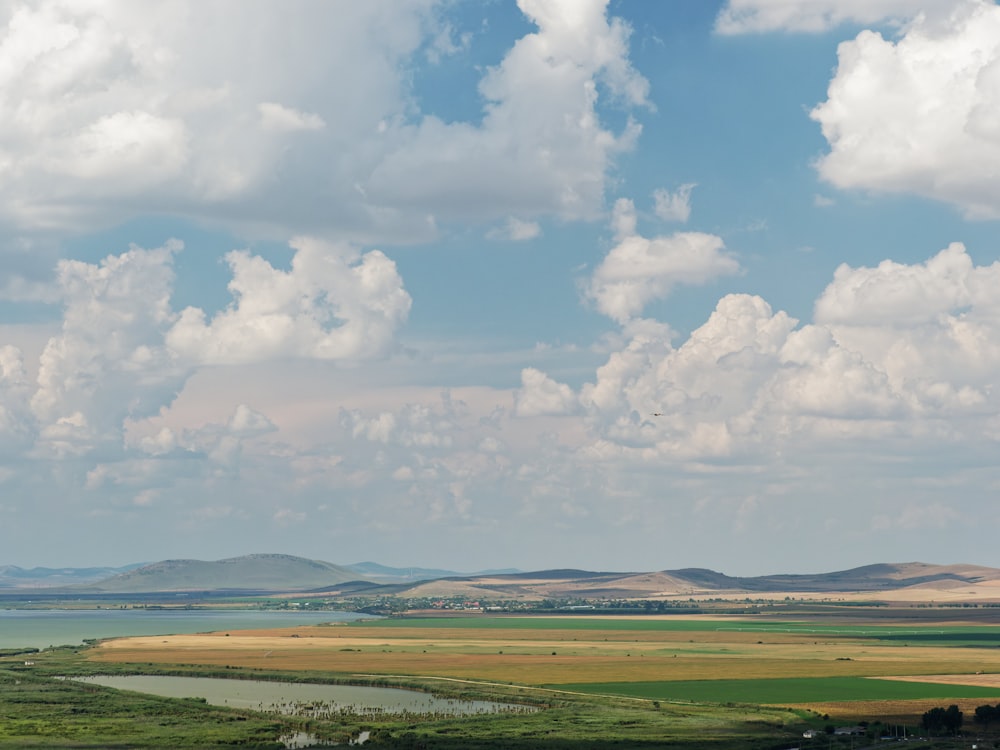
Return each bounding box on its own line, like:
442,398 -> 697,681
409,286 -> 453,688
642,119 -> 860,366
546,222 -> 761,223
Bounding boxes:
278,729 -> 369,748
69,674 -> 535,716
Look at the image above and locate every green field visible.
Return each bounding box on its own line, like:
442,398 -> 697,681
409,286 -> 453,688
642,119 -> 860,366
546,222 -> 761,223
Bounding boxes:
359,616 -> 1000,640
6,608 -> 1000,748
354,616 -> 724,631
553,676 -> 1000,703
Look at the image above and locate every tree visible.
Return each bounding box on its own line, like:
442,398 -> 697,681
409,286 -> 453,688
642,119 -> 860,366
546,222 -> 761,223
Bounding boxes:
922,705 -> 963,735
973,703 -> 1000,730
922,707 -> 946,734
943,704 -> 963,733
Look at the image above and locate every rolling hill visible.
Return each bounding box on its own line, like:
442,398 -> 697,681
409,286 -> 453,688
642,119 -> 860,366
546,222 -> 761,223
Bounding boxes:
369,562 -> 1000,602
86,554 -> 362,593
0,563 -> 144,589
6,555 -> 999,602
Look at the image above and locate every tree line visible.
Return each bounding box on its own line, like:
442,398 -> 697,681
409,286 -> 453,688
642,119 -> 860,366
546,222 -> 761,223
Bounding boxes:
921,703 -> 1000,735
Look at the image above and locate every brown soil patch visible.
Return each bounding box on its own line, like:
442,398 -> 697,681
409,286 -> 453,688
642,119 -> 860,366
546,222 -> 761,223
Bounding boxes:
785,697 -> 994,723
875,673 -> 1000,688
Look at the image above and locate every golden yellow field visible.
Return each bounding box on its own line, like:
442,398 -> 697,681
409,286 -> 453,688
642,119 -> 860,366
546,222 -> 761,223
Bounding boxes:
90,616 -> 1000,704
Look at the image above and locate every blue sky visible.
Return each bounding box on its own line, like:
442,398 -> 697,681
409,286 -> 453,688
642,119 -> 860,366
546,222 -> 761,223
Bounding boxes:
2,0 -> 1000,575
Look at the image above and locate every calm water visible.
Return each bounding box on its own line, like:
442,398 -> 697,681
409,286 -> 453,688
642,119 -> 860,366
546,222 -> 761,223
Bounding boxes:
68,675 -> 533,716
0,609 -> 370,650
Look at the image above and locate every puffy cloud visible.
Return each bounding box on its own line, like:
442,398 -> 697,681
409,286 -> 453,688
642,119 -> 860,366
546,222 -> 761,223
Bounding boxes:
714,0 -> 956,34
0,1 -> 435,237
814,243 -> 1000,326
227,404 -> 276,437
366,0 -> 648,222
137,427 -> 178,457
30,241 -> 189,456
586,199 -> 739,323
811,1 -> 1000,218
171,404 -> 278,468
0,0 -> 647,242
571,243 -> 1000,464
515,368 -> 577,416
653,184 -> 695,223
12,234 -> 409,458
167,237 -> 411,365
814,244 -> 1000,410
343,400 -> 459,450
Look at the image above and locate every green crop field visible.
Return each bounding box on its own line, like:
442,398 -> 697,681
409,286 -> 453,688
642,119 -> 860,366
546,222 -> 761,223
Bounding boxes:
354,616 -> 725,631
553,676 -> 1000,704
359,616 -> 1000,641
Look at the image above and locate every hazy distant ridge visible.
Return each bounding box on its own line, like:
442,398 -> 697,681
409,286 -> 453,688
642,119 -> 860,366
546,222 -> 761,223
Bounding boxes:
347,561 -> 521,582
4,555 -> 999,599
85,554 -> 361,593
0,563 -> 144,588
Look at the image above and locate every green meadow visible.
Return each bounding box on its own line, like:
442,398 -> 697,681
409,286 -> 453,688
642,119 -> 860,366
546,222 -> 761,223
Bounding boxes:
358,616 -> 1000,640
553,676 -> 1000,704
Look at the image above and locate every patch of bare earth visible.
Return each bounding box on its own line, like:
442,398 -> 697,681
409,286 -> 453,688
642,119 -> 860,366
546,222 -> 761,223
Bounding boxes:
785,698 -> 993,723
874,673 -> 1000,688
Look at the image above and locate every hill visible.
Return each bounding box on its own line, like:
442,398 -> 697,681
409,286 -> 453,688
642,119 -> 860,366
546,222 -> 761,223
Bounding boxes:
87,554 -> 363,593
0,563 -> 144,589
345,562 -> 521,583
371,562 -> 1000,602
7,556 -> 999,602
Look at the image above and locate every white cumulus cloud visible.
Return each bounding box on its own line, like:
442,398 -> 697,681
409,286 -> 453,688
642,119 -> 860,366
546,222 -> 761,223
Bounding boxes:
0,0 -> 648,243
31,241 -> 189,457
568,242 -> 1000,465
811,1 -> 1000,218
167,237 -> 411,365
586,199 -> 739,323
515,368 -> 578,416
366,0 -> 648,222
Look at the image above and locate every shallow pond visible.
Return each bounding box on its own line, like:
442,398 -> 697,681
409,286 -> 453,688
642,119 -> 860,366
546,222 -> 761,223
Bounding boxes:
69,674 -> 535,716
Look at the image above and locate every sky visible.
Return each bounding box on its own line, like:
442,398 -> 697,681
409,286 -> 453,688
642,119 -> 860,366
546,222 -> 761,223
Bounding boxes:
2,0 -> 1000,576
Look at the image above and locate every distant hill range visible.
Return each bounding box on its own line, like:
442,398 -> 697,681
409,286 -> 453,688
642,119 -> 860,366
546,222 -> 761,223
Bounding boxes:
2,555 -> 999,601
347,561 -> 521,583
407,562 -> 1000,603
0,563 -> 146,589
81,554 -> 360,593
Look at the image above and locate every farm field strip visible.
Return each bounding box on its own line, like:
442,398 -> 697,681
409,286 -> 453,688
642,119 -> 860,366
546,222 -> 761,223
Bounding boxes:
91,640 -> 1000,687
875,673 -> 1000,688
355,616 -> 1000,637
87,612 -> 1000,722
716,626 -> 948,635
548,676 -> 1000,704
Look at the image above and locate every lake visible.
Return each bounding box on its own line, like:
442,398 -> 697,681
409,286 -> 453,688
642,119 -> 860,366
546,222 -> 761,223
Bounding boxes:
0,609 -> 371,650
68,674 -> 534,716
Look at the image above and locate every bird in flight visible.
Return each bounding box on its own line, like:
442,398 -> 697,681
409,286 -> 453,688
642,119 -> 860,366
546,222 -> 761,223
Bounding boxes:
651,412 -> 663,417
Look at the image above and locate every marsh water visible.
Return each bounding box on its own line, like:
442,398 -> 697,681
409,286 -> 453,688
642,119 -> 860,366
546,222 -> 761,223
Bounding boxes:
68,675 -> 534,716
0,609 -> 370,650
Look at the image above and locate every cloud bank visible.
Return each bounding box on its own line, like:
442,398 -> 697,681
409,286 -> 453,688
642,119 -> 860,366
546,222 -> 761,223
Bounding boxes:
0,0 -> 646,243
